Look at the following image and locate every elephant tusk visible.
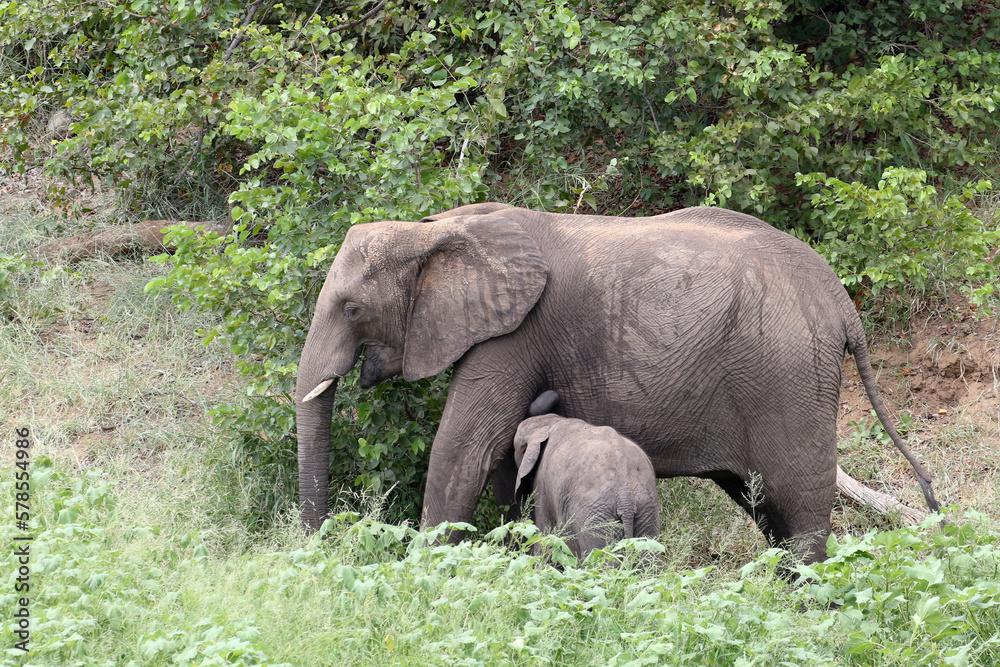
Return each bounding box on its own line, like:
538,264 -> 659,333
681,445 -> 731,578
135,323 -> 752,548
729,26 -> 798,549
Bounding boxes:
301,378 -> 336,403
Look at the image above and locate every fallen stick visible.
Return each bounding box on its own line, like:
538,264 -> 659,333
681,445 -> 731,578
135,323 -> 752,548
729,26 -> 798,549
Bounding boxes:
36,220 -> 232,264
836,465 -> 928,525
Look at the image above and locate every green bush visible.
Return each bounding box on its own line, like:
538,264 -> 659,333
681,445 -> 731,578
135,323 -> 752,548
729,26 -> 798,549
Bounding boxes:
6,0 -> 998,221
797,517 -> 1000,665
799,168 -> 998,315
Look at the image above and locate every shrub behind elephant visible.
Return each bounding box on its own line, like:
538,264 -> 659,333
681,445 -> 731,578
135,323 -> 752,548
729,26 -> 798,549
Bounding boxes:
514,413 -> 661,559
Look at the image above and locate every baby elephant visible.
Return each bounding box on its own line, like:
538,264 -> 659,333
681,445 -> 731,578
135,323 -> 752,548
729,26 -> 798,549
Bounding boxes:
513,411 -> 661,559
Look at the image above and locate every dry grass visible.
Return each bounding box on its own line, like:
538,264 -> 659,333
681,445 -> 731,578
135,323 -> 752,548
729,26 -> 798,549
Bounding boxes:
0,189 -> 255,557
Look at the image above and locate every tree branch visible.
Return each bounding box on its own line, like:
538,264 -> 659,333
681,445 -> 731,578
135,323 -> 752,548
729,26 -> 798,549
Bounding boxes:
223,0 -> 268,63
331,0 -> 385,34
836,465 -> 928,526
36,219 -> 236,264
175,117 -> 208,183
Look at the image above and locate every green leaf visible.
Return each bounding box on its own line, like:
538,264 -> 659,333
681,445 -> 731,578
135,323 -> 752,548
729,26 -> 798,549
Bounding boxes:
487,95 -> 508,118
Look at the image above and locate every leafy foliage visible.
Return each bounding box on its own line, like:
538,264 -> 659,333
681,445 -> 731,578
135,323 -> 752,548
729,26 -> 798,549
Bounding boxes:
4,456 -> 1000,666
800,169 -> 998,313
5,0 -> 997,228
797,518 -> 1000,665
0,457 -> 291,666
845,409 -> 916,452
4,0 -> 999,524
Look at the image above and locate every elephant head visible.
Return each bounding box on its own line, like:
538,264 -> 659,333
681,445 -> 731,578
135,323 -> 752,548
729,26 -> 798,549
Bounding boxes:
294,207 -> 548,532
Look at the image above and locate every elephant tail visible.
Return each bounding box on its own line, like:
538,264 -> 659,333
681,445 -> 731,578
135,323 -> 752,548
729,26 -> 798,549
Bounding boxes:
610,444 -> 636,539
619,496 -> 636,540
847,324 -> 942,513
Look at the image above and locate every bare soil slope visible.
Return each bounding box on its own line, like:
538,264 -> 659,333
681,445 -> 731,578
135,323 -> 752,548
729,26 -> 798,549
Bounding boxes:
838,307 -> 1000,516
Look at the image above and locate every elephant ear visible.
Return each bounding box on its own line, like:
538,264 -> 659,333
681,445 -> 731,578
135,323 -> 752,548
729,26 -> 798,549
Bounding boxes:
515,429 -> 549,495
402,214 -> 548,381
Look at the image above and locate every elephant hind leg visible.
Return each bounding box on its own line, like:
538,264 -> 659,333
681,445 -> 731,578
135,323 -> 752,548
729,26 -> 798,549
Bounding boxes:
711,472 -> 832,566
574,533 -> 607,560
575,526 -> 614,560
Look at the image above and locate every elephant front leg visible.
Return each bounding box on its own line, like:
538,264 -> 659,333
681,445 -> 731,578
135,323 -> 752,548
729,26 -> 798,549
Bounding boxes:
420,431 -> 486,532
420,367 -> 541,534
421,428 -> 509,535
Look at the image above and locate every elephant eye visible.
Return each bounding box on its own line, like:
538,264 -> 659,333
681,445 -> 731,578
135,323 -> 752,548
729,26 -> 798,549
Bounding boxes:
343,302 -> 359,319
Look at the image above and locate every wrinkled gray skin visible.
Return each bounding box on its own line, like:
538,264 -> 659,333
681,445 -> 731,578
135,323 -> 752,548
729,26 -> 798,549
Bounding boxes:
514,414 -> 661,558
295,202 -> 940,563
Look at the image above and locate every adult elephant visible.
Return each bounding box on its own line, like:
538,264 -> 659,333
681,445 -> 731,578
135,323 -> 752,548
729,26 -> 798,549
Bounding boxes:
294,203 -> 940,563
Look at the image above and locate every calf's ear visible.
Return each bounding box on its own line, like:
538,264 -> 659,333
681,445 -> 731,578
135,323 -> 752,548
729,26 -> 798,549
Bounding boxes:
515,430 -> 549,495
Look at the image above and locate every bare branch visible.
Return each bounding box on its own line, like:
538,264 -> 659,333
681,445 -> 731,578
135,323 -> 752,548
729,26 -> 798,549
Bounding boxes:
836,465 -> 928,526
223,0 -> 268,63
175,117 -> 209,183
331,0 -> 385,34
36,219 -> 235,264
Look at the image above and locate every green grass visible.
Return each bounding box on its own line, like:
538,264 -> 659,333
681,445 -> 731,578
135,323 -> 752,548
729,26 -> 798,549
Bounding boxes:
657,478 -> 769,573
3,456 -> 1000,666
4,200 -> 1000,665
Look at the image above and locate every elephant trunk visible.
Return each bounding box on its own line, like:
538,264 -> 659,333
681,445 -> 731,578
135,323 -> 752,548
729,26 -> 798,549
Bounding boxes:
295,369 -> 339,533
